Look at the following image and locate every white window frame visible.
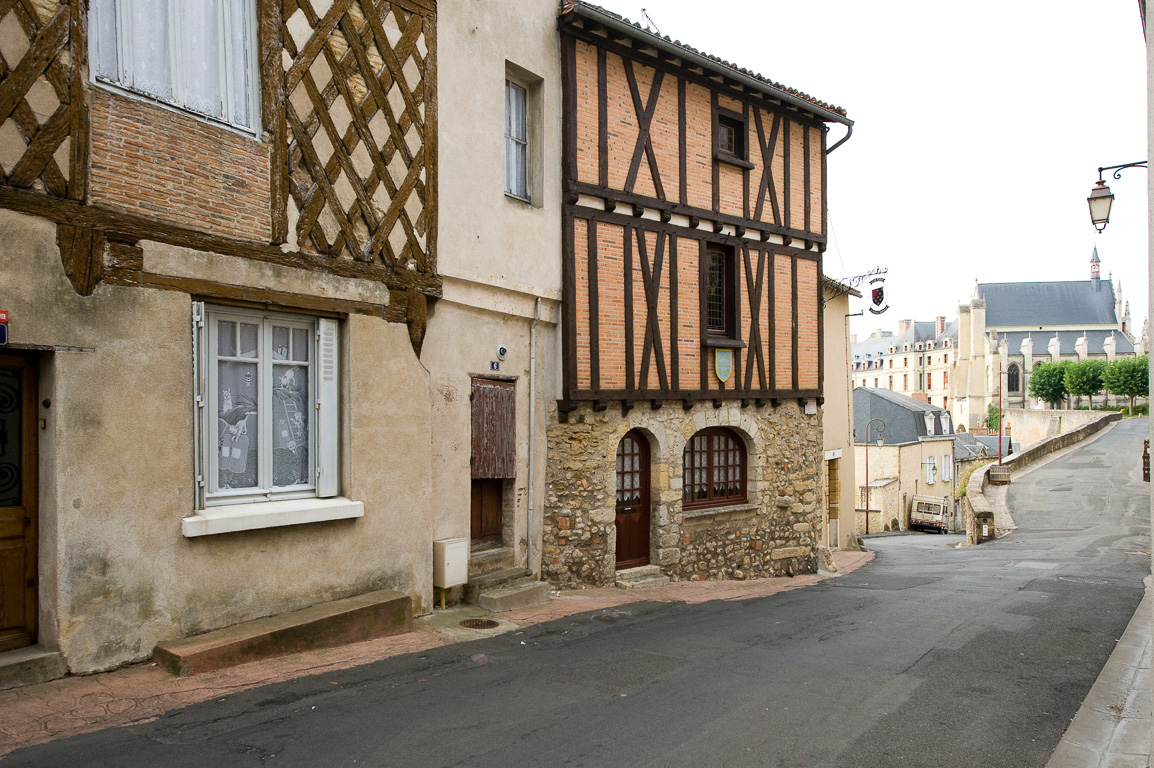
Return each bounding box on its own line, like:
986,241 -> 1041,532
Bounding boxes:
925,456 -> 937,484
505,78 -> 529,201
942,454 -> 953,482
186,304 -> 355,536
89,0 -> 261,135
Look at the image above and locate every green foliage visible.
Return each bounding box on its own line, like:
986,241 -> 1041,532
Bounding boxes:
1028,361 -> 1069,406
983,403 -> 1000,430
1064,359 -> 1106,408
1102,355 -> 1149,415
955,461 -> 993,499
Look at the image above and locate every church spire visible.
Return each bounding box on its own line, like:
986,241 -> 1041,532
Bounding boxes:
1091,246 -> 1100,282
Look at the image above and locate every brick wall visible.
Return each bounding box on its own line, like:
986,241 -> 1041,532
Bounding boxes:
90,88 -> 271,242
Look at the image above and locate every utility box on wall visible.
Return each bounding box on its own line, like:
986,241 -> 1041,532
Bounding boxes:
433,538 -> 469,588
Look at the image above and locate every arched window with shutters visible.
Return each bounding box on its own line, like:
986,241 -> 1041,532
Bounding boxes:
682,428 -> 746,509
1007,364 -> 1021,393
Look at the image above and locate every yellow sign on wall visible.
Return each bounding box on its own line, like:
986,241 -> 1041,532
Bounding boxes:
714,348 -> 733,383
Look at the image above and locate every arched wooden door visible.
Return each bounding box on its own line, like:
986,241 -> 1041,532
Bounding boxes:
615,430 -> 650,569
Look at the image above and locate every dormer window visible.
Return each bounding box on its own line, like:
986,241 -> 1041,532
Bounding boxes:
916,343 -> 923,351
904,344 -> 910,352
927,342 -> 934,350
924,412 -> 936,435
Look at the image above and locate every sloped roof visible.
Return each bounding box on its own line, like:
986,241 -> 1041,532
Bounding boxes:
997,330 -> 1135,357
851,319 -> 958,367
561,2 -> 849,119
853,387 -> 955,445
953,432 -> 988,461
978,281 -> 1118,327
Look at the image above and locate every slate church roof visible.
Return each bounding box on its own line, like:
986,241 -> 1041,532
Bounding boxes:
978,281 -> 1118,327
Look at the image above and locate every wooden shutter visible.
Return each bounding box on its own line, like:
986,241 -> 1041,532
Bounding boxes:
471,378 -> 516,479
192,301 -> 207,510
317,318 -> 340,497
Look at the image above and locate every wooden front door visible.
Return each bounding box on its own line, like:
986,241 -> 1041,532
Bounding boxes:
615,430 -> 650,569
471,479 -> 503,545
0,354 -> 37,652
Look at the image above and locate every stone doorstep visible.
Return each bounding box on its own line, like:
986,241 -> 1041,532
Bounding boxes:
152,589 -> 412,677
463,566 -> 530,603
615,565 -> 671,589
474,579 -> 552,613
468,546 -> 516,576
0,646 -> 67,692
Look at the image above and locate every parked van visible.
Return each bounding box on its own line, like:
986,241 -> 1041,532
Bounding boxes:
911,495 -> 951,534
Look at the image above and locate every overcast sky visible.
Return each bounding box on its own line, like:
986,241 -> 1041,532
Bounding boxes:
588,0 -> 1150,340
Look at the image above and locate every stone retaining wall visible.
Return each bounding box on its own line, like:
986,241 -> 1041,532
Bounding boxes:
963,411 -> 1124,544
543,400 -> 823,587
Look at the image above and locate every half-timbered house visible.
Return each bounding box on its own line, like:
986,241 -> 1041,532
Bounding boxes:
543,3 -> 853,586
0,0 -> 456,678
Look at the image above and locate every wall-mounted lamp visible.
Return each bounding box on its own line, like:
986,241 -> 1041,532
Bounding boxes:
1088,162 -> 1147,232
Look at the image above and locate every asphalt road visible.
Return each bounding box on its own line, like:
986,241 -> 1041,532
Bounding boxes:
7,419 -> 1150,768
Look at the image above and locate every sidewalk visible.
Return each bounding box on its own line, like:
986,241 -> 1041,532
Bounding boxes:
0,550 -> 873,757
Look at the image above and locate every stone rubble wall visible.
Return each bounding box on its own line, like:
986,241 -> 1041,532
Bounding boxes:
543,400 -> 823,587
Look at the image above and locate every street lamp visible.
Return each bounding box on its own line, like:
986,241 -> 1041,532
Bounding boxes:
863,417 -> 885,535
1087,162 -> 1147,232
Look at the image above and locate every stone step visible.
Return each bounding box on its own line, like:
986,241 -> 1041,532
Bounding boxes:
615,565 -> 670,589
469,546 -> 516,576
153,589 -> 412,677
474,578 -> 552,613
464,566 -> 530,603
0,646 -> 67,691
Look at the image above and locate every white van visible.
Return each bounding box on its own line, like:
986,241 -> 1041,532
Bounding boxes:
911,495 -> 951,534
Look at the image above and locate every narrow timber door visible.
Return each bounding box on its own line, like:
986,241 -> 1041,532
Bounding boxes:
0,354 -> 36,652
470,479 -> 503,545
615,430 -> 650,569
470,378 -> 515,545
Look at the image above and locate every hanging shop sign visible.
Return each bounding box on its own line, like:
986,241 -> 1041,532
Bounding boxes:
869,276 -> 889,315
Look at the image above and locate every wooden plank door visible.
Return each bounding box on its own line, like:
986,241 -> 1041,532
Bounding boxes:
0,354 -> 36,652
470,378 -> 515,547
470,479 -> 503,545
615,430 -> 650,569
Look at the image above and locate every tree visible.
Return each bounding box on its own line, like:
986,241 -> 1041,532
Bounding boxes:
984,402 -> 1000,430
1028,361 -> 1069,408
1064,359 -> 1106,409
1102,355 -> 1149,415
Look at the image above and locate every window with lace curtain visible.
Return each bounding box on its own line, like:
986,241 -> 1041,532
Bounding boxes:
682,428 -> 746,510
89,0 -> 259,133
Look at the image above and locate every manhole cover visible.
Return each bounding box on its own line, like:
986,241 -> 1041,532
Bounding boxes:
1058,576 -> 1110,585
459,618 -> 500,630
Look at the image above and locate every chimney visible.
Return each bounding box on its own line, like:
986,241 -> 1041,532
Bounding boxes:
935,316 -> 946,336
897,319 -> 912,336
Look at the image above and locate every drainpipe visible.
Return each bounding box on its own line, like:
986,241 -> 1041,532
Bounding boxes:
526,297 -> 542,575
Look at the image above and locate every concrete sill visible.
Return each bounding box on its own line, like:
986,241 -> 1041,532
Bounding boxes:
683,502 -> 760,522
182,497 -> 364,537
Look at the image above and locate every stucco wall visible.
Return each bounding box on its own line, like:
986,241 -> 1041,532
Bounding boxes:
543,400 -> 823,587
1,209 -> 436,673
821,292 -> 857,550
429,0 -> 564,575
